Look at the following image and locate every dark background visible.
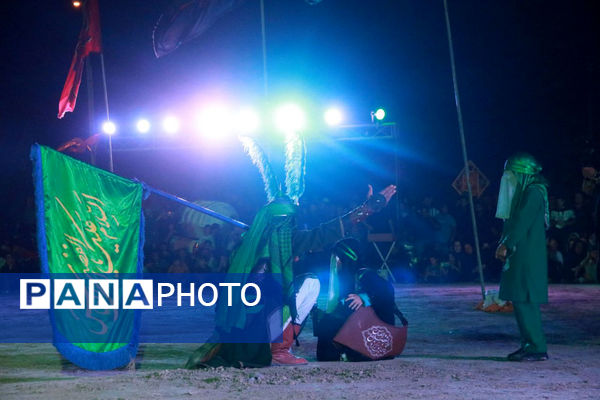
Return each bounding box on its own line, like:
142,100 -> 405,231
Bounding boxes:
1,0 -> 599,220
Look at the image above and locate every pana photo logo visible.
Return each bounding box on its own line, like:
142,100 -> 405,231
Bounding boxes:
20,279 -> 261,310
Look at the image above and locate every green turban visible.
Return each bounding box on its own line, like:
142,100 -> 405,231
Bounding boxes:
504,153 -> 543,175
498,153 -> 549,229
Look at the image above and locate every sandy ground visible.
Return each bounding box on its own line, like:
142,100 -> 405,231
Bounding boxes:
1,284 -> 599,399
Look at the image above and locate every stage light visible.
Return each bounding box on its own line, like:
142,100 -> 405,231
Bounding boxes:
373,108 -> 386,121
136,119 -> 151,133
197,105 -> 232,139
324,107 -> 343,126
236,108 -> 260,134
274,103 -> 306,133
162,116 -> 180,134
72,1 -> 81,8
102,121 -> 116,135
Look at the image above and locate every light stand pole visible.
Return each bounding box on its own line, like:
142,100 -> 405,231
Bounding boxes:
443,0 -> 486,299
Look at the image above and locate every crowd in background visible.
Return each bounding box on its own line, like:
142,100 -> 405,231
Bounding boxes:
0,196 -> 38,274
141,202 -> 245,274
1,187 -> 598,285
546,192 -> 599,284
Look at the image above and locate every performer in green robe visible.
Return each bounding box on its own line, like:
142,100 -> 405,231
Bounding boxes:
495,153 -> 549,361
186,134 -> 396,368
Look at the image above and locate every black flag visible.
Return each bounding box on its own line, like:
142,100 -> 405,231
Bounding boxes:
153,0 -> 325,58
153,0 -> 245,58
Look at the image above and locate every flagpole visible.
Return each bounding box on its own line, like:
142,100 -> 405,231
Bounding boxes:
259,0 -> 268,97
85,58 -> 96,166
142,184 -> 249,230
99,52 -> 114,172
442,0 -> 486,300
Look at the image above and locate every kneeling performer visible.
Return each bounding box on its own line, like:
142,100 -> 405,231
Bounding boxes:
314,238 -> 407,361
186,134 -> 396,368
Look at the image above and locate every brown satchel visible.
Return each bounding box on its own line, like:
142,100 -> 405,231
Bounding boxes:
333,306 -> 407,360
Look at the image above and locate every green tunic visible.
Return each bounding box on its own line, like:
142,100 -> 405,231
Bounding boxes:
186,216 -> 344,369
499,185 -> 548,303
186,195 -> 383,369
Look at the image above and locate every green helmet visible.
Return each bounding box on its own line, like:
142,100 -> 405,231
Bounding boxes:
332,238 -> 360,266
504,152 -> 542,175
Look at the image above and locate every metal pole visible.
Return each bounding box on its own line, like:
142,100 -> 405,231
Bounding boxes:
442,0 -> 486,299
259,0 -> 268,97
85,57 -> 96,165
99,52 -> 113,172
143,185 -> 249,230
393,124 -> 400,225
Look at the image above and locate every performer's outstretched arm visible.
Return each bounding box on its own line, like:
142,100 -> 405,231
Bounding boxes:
293,185 -> 396,255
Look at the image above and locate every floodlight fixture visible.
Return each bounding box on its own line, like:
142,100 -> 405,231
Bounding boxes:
373,108 -> 386,121
136,119 -> 151,133
163,116 -> 180,134
197,105 -> 232,138
274,103 -> 306,133
102,120 -> 116,135
236,107 -> 260,134
324,107 -> 344,126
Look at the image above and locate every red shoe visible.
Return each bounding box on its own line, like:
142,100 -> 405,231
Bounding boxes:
271,324 -> 308,365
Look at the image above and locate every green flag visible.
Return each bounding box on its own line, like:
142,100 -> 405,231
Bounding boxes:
31,144 -> 144,370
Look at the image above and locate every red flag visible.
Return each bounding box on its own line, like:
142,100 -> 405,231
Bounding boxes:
58,0 -> 102,119
56,134 -> 100,154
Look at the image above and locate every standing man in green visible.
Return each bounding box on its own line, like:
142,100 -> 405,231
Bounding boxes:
495,153 -> 550,361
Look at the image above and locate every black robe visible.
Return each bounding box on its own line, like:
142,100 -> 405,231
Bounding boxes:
314,268 -> 398,361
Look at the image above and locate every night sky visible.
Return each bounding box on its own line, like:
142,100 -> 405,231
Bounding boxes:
1,0 -> 598,215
